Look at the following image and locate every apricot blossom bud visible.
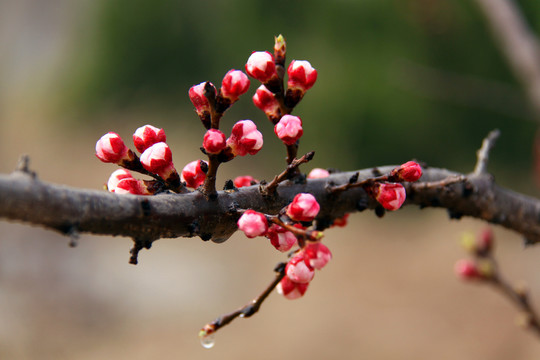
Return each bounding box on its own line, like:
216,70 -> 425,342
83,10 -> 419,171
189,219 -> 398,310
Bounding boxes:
233,175 -> 257,188
115,178 -> 152,195
140,142 -> 176,179
304,243 -> 332,270
107,169 -> 134,193
181,160 -> 207,189
454,259 -> 480,280
287,60 -> 317,92
285,254 -> 314,284
267,224 -> 297,252
274,115 -> 303,145
273,34 -> 286,66
133,124 -> 166,153
277,276 -> 308,300
286,193 -> 320,222
226,120 -> 263,156
189,82 -> 215,125
203,129 -> 227,154
245,51 -> 278,84
307,168 -> 330,179
237,210 -> 268,238
220,70 -> 250,102
332,213 -> 350,227
253,85 -> 280,121
95,132 -> 130,164
393,161 -> 422,182
374,183 -> 406,211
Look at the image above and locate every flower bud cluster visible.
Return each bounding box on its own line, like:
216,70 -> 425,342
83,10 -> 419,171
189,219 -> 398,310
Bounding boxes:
96,125 -> 183,195
455,227 -> 495,281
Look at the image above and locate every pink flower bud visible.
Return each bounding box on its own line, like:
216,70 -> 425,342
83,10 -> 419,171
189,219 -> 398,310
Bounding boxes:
220,69 -> 250,102
307,168 -> 330,179
332,213 -> 350,227
287,60 -> 317,92
226,120 -> 263,156
189,82 -> 215,117
252,85 -> 281,121
237,210 -> 268,238
454,259 -> 480,280
267,224 -> 297,252
274,115 -> 303,145
276,276 -> 309,300
233,175 -> 257,188
245,51 -> 278,84
107,169 -> 134,192
133,125 -> 166,153
394,161 -> 422,182
304,243 -> 332,270
95,132 -> 130,163
203,129 -> 227,154
181,160 -> 207,189
285,254 -> 314,284
374,183 -> 406,211
477,227 -> 494,254
286,193 -> 320,222
140,142 -> 176,179
115,178 -> 151,195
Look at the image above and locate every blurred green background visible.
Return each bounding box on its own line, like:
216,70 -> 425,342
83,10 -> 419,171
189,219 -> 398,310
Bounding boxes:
3,1 -> 540,359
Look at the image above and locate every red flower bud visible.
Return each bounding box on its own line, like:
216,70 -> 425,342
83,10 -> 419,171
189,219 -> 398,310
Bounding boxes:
133,124 -> 166,153
304,242 -> 332,270
394,161 -> 422,182
115,178 -> 152,195
202,129 -> 227,154
266,224 -> 297,252
252,85 -> 281,121
140,142 -> 176,179
307,168 -> 330,179
220,69 -> 250,102
276,276 -> 309,300
286,193 -> 320,222
95,132 -> 130,164
332,213 -> 350,228
237,210 -> 268,238
454,259 -> 480,280
374,183 -> 406,211
226,120 -> 263,156
107,169 -> 134,192
287,60 -> 317,92
189,82 -> 215,117
285,253 -> 314,284
233,175 -> 258,188
245,51 -> 278,84
181,160 -> 207,189
274,115 -> 303,145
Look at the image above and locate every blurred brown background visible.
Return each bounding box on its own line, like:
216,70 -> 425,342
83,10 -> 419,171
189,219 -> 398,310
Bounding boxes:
2,0 -> 540,358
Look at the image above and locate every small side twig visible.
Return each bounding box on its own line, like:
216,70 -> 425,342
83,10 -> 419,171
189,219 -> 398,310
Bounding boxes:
261,151 -> 314,196
474,129 -> 501,175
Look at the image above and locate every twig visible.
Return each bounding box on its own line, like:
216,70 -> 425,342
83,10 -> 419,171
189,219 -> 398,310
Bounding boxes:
199,263 -> 286,338
261,151 -> 314,196
474,129 -> 501,175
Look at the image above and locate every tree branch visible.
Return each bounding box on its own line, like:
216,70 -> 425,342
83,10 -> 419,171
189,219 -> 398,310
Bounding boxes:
2,162 -> 540,245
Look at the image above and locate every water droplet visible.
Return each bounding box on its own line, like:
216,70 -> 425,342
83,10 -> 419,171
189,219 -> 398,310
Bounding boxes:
200,333 -> 215,349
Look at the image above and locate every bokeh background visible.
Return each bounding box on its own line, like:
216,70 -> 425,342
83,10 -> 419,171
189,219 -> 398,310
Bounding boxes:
2,0 -> 540,359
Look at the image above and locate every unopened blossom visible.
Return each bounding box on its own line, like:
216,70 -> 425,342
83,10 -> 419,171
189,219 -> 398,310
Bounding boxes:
140,142 -> 176,180
245,51 -> 278,84
233,175 -> 257,188
226,120 -> 263,156
286,193 -> 320,222
307,168 -> 330,179
274,115 -> 303,145
393,161 -> 422,182
189,82 -> 215,119
181,160 -> 207,189
115,178 -> 151,195
285,254 -> 315,284
332,214 -> 350,227
133,124 -> 166,153
252,85 -> 280,121
373,183 -> 406,211
95,132 -> 131,164
287,60 -> 317,92
237,210 -> 268,238
454,259 -> 480,280
107,169 -> 134,193
203,129 -> 227,154
266,224 -> 297,252
220,69 -> 250,102
276,276 -> 309,300
304,243 -> 332,270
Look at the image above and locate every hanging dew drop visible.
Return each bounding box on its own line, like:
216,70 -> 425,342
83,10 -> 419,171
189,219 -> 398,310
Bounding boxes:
200,333 -> 215,349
